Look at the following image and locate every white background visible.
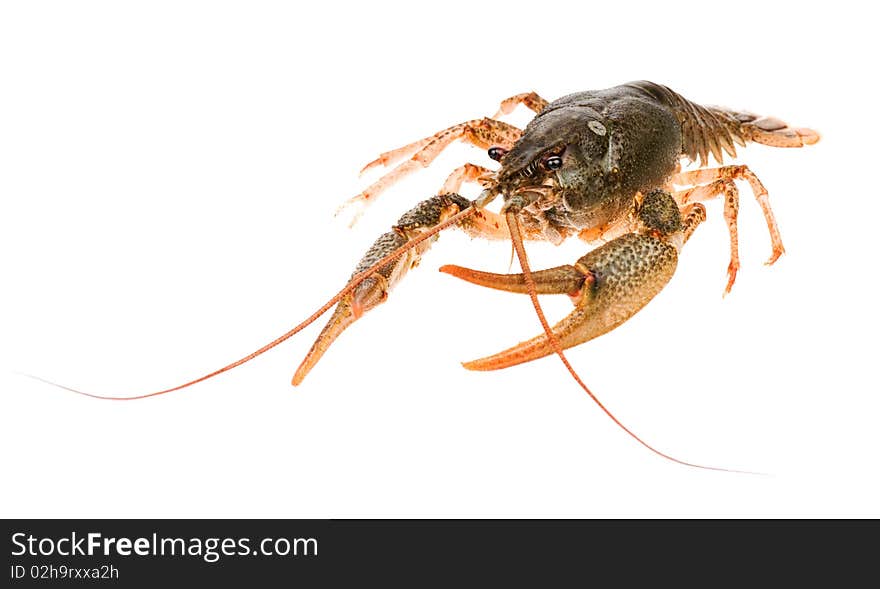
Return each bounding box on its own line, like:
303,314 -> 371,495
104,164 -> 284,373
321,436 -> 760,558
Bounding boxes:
1,1 -> 877,517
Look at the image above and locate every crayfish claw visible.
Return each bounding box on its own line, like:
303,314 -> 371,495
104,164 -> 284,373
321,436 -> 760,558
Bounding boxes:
439,264 -> 586,298
463,191 -> 704,371
292,298 -> 355,386
294,195 -> 475,385
463,232 -> 679,371
292,274 -> 390,386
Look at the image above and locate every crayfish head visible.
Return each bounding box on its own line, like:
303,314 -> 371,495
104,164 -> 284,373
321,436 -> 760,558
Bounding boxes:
497,107 -> 581,188
495,104 -> 622,217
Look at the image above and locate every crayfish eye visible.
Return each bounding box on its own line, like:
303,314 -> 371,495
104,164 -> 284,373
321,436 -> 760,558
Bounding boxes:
544,155 -> 563,170
488,147 -> 507,161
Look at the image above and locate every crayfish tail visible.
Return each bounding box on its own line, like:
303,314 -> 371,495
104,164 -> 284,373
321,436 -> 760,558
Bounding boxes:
709,106 -> 820,149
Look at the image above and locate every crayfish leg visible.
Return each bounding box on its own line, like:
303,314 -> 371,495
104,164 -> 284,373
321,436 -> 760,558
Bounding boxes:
338,119 -> 521,225
493,91 -> 549,118
674,164 -> 784,293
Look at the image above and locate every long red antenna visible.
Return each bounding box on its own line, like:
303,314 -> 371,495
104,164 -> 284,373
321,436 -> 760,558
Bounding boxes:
26,205 -> 477,400
503,211 -> 758,474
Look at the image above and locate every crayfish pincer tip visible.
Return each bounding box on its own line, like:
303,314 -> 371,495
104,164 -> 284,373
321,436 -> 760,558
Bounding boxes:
290,366 -> 309,387
461,349 -> 540,372
461,360 -> 477,371
439,264 -> 468,280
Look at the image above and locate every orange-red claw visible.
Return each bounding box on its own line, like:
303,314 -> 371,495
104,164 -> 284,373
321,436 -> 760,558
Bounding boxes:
294,195 -> 475,386
292,299 -> 355,386
462,232 -> 681,371
439,264 -> 586,296
292,276 -> 387,386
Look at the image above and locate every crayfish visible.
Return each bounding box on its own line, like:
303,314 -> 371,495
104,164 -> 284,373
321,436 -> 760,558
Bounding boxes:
45,82 -> 819,470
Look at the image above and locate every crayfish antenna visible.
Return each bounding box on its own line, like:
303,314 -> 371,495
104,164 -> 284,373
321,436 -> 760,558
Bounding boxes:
502,211 -> 760,474
22,303 -> 340,401
28,205 -> 476,400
